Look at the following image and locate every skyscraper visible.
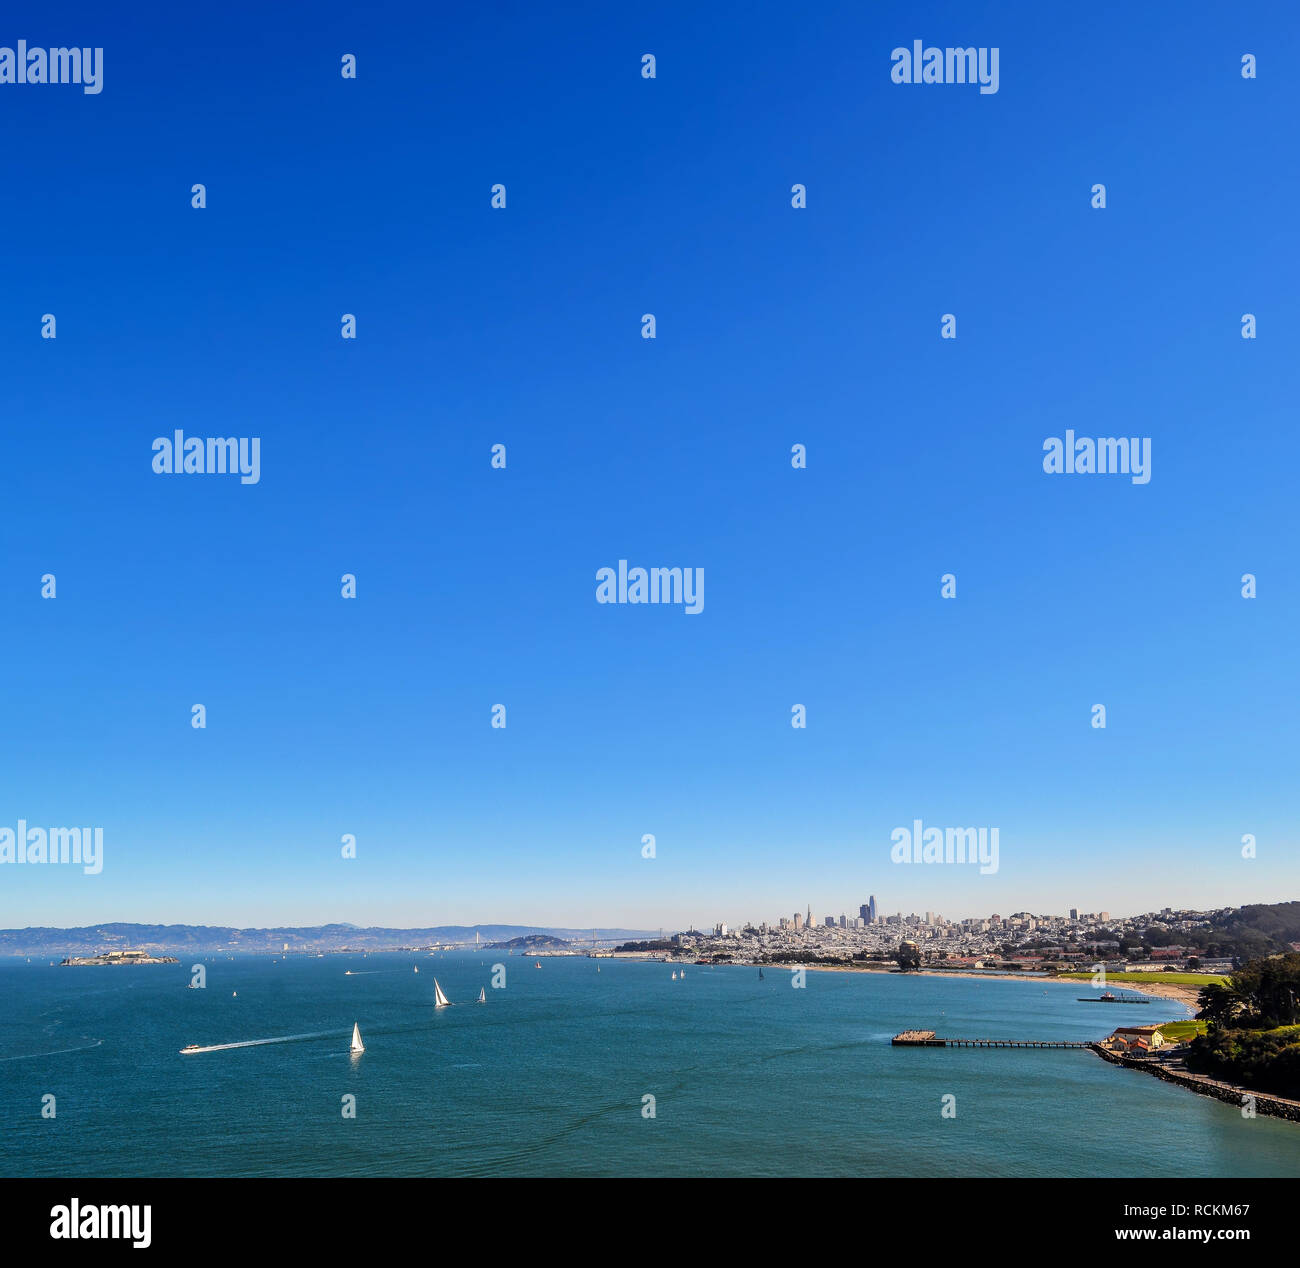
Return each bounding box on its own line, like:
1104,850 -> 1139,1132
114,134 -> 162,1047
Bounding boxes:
859,903 -> 870,923
868,895 -> 878,924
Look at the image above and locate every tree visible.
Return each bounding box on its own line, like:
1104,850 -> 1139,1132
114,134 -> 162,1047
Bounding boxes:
1197,953 -> 1300,1028
1196,981 -> 1244,1027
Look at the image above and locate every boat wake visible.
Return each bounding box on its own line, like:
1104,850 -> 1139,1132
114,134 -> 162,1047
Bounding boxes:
179,1030 -> 343,1055
0,1038 -> 104,1062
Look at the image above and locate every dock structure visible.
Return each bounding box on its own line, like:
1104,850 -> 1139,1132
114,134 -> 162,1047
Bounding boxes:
893,1030 -> 944,1046
892,1030 -> 1087,1049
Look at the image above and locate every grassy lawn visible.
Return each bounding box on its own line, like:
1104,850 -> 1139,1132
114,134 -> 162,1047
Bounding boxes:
1055,971 -> 1227,987
1154,1019 -> 1209,1041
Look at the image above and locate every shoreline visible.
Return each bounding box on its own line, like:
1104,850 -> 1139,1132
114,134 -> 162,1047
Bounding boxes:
765,961 -> 1202,1013
1091,1043 -> 1300,1123
783,961 -> 1293,1122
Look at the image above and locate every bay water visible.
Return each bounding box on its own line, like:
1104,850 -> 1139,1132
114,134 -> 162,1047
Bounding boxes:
2,954 -> 1297,1177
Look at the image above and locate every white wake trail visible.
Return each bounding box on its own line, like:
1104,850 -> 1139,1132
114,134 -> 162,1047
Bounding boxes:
0,1038 -> 104,1062
179,1029 -> 343,1054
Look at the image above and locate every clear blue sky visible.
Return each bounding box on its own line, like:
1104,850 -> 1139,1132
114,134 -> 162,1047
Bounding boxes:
1,1 -> 1296,931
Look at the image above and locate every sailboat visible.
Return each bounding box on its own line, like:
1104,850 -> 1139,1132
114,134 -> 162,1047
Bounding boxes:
758,968 -> 765,980
232,991 -> 237,997
477,987 -> 486,1003
433,978 -> 451,1008
413,966 -> 419,974
350,1023 -> 365,1054
671,970 -> 677,980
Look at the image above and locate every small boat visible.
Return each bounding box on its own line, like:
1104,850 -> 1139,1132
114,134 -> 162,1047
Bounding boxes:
433,978 -> 451,1008
758,968 -> 765,980
413,966 -> 419,974
535,961 -> 541,969
180,1043 -> 201,1054
671,971 -> 677,980
477,987 -> 486,1003
345,970 -> 353,976
350,1023 -> 365,1054
232,991 -> 237,997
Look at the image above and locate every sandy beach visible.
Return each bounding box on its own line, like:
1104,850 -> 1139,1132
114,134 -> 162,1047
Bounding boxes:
772,962 -> 1202,1014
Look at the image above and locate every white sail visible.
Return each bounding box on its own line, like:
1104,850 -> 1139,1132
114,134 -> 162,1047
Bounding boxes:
433,978 -> 451,1008
477,987 -> 486,1003
671,971 -> 677,980
350,1023 -> 364,1053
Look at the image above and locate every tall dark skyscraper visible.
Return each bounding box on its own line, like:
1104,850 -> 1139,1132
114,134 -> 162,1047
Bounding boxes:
868,895 -> 878,924
859,903 -> 870,923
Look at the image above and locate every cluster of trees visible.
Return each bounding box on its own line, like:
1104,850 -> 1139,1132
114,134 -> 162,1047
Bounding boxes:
1195,953 -> 1300,1029
756,950 -> 880,966
1187,953 -> 1300,1096
1187,1025 -> 1300,1097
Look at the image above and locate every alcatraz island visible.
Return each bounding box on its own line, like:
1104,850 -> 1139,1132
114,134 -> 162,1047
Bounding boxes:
60,949 -> 179,966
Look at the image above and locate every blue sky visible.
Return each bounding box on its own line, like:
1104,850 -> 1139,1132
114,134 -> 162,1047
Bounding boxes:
1,1 -> 1296,930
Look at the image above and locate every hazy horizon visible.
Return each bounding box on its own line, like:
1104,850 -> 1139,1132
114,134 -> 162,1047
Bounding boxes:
6,886 -> 1295,935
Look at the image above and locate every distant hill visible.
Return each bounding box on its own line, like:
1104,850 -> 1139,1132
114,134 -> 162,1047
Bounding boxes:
486,934 -> 571,951
0,922 -> 659,956
1185,903 -> 1300,960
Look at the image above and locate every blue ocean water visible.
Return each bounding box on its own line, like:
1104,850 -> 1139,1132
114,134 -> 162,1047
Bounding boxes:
2,954 -> 1297,1177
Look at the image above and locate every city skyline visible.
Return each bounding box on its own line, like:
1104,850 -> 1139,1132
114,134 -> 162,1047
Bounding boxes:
4,889 -> 1290,938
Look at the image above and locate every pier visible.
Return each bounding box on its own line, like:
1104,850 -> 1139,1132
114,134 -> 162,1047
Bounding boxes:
892,1030 -> 1087,1049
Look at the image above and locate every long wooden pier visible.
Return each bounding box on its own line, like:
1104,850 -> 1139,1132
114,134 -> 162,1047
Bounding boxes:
892,1029 -> 1087,1049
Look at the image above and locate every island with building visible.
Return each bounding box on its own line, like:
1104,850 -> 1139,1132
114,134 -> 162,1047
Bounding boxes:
59,949 -> 179,966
